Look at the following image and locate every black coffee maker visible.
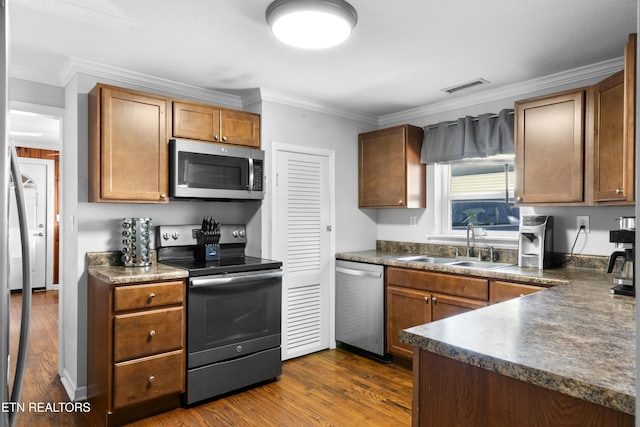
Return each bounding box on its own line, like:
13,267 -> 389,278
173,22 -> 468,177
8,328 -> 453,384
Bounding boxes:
608,220 -> 635,297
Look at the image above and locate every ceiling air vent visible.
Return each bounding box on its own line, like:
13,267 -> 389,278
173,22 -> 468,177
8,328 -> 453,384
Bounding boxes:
441,78 -> 489,94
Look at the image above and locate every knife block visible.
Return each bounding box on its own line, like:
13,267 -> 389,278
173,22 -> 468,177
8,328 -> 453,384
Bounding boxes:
195,233 -> 220,261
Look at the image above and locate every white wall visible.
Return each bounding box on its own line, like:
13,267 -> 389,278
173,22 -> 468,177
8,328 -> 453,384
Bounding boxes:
257,99 -> 378,254
376,69 -> 632,256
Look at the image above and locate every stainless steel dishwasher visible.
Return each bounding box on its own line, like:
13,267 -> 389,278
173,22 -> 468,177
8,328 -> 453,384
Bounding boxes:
335,260 -> 386,358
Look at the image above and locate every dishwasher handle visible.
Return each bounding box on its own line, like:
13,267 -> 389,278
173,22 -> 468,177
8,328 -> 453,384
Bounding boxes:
336,266 -> 382,279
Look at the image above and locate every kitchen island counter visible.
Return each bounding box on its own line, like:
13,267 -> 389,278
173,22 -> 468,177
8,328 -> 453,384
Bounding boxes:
336,250 -> 635,423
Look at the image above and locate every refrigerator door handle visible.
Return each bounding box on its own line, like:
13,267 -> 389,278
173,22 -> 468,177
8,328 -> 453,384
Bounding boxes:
8,143 -> 31,427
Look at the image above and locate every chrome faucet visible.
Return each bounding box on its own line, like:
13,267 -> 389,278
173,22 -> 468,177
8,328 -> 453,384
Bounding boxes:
466,223 -> 476,257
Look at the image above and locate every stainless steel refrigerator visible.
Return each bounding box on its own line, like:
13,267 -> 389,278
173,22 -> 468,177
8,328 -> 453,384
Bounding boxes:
1,2 -> 32,426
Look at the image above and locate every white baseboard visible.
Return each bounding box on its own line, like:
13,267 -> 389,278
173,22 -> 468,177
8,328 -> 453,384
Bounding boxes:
59,369 -> 87,402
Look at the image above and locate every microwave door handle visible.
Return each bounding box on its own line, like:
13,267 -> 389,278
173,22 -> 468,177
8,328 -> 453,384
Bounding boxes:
182,159 -> 189,187
248,158 -> 253,190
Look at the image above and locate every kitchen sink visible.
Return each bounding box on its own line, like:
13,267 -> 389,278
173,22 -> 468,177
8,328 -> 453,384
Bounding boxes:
395,255 -> 513,270
447,260 -> 513,270
395,255 -> 457,264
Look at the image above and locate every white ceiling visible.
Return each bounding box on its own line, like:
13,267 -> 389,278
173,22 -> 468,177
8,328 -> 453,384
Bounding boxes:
7,0 -> 638,119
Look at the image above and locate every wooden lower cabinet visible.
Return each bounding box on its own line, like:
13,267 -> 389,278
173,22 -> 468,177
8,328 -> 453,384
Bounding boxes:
386,286 -> 432,359
489,280 -> 545,304
386,267 -> 489,360
413,350 -> 633,427
88,276 -> 186,427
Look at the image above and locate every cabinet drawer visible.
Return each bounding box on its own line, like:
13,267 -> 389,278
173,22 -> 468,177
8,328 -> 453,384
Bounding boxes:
114,281 -> 184,311
490,280 -> 546,304
114,307 -> 184,362
386,267 -> 489,301
113,350 -> 184,410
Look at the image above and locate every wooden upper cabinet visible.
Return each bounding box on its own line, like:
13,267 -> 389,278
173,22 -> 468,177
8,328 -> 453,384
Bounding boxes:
358,124 -> 425,208
594,33 -> 636,204
220,109 -> 261,148
515,33 -> 636,207
89,84 -> 169,203
172,101 -> 221,142
173,101 -> 260,148
594,71 -> 627,202
515,88 -> 586,205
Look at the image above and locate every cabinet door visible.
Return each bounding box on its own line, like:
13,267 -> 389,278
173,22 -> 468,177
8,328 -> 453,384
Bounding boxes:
358,125 -> 425,208
594,71 -> 627,202
431,293 -> 487,321
515,89 -> 585,204
97,86 -> 169,203
489,280 -> 545,304
386,285 -> 431,359
595,33 -> 637,204
220,109 -> 261,147
173,101 -> 221,142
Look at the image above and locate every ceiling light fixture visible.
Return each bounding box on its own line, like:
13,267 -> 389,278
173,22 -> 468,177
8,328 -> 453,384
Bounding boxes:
266,0 -> 358,49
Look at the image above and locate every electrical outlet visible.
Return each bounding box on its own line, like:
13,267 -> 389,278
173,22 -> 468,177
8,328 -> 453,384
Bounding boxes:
409,216 -> 417,228
577,215 -> 590,234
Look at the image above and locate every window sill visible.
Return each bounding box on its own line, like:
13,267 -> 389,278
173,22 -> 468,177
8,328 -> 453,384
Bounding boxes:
427,234 -> 519,250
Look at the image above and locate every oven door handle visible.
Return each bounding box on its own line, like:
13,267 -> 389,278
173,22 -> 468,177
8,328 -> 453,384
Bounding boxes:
190,270 -> 284,287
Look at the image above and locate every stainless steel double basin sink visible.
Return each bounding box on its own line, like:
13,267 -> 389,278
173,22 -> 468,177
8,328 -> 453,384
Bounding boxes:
395,255 -> 513,270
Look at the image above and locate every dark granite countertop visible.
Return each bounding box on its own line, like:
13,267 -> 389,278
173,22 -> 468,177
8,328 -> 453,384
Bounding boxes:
336,250 -> 636,415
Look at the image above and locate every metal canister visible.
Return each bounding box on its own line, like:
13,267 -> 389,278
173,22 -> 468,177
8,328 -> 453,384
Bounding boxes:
121,218 -> 152,266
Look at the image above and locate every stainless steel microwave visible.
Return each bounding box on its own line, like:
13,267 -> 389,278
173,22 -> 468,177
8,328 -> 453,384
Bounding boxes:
169,139 -> 264,200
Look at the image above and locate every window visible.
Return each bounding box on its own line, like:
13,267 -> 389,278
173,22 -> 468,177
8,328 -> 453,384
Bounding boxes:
438,156 -> 520,236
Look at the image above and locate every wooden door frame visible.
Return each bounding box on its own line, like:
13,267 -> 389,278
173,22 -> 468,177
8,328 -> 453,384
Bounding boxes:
16,147 -> 59,286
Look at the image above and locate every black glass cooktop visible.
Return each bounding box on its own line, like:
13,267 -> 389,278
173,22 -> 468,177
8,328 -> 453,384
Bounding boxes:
160,256 -> 282,277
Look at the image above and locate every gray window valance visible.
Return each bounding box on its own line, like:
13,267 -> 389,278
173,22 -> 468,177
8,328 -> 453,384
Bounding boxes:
420,109 -> 515,164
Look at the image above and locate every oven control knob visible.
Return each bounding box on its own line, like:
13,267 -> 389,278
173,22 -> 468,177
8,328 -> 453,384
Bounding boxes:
172,232 -> 180,240
236,345 -> 243,353
238,228 -> 246,238
162,233 -> 170,241
232,229 -> 238,238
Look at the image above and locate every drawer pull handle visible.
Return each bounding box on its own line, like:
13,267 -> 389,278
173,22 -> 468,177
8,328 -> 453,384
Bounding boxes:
149,375 -> 155,383
149,330 -> 156,337
149,293 -> 156,299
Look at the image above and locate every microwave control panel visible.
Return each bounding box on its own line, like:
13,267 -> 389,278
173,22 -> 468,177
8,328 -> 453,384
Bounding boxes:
253,163 -> 263,191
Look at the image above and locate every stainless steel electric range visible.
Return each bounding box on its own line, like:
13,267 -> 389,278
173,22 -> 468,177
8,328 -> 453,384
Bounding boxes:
156,223 -> 283,405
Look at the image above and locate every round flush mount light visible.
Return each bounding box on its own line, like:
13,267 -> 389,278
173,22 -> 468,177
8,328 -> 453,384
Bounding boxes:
266,0 -> 358,49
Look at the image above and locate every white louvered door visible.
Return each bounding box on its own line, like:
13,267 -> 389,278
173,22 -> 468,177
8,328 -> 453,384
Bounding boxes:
274,148 -> 332,360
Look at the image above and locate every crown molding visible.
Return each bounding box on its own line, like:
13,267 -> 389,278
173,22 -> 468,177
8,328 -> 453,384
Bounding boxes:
249,88 -> 379,125
10,55 -> 625,127
58,57 -> 243,109
379,57 -> 625,127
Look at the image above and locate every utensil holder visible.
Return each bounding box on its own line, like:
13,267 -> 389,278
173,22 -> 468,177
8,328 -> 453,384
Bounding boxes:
121,217 -> 152,267
195,232 -> 220,261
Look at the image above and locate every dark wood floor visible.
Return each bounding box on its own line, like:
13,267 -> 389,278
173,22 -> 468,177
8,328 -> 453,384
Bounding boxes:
9,290 -> 412,426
